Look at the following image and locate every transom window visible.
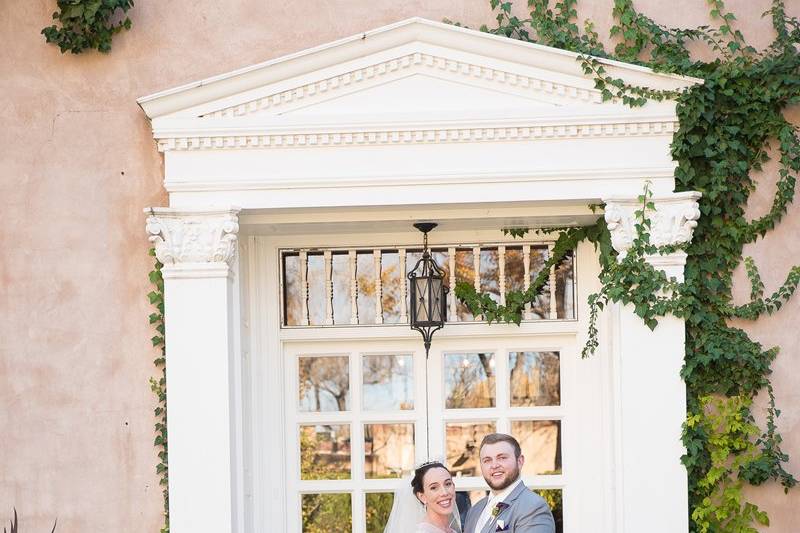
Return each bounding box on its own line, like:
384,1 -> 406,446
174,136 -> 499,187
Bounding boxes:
281,242 -> 576,327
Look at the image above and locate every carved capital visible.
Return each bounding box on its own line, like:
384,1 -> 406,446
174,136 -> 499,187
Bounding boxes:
145,207 -> 241,267
603,192 -> 702,257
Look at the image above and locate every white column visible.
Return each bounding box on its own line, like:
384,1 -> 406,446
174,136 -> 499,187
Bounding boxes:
145,207 -> 243,533
602,192 -> 701,533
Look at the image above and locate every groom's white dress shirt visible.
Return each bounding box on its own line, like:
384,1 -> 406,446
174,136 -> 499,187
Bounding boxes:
474,478 -> 523,533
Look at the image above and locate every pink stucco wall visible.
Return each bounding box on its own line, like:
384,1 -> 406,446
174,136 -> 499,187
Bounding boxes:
1,1 -> 797,531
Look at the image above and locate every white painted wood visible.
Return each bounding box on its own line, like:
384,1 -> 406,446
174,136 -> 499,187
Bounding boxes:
448,247 -> 457,321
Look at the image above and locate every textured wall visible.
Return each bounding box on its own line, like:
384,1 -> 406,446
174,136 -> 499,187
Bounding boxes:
0,1 -> 797,531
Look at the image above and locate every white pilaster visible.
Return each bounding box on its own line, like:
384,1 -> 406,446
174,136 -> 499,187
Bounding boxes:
145,207 -> 243,533
602,192 -> 701,533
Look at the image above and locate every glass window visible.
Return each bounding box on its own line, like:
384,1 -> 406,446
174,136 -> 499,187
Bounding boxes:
300,424 -> 351,480
362,354 -> 413,410
299,355 -> 350,412
512,420 -> 562,475
444,352 -> 496,409
364,423 -> 415,479
302,493 -> 352,532
509,351 -> 561,407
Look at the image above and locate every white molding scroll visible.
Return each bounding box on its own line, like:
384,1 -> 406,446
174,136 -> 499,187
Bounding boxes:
603,192 -> 702,256
145,207 -> 242,267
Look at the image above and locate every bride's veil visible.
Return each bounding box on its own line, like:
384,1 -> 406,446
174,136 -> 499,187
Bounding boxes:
383,476 -> 462,533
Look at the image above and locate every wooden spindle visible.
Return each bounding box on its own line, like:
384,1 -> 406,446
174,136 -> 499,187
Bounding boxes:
448,247 -> 457,321
498,245 -> 506,306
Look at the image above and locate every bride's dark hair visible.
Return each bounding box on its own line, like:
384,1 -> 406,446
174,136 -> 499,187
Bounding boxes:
411,461 -> 450,503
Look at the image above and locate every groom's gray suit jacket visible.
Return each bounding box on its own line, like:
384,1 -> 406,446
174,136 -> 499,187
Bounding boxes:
463,482 -> 555,533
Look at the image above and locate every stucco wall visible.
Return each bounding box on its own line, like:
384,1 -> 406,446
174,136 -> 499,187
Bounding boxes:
0,1 -> 797,531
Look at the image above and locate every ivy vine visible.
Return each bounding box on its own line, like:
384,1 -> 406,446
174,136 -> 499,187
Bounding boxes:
454,1 -> 800,530
148,249 -> 169,533
42,0 -> 133,54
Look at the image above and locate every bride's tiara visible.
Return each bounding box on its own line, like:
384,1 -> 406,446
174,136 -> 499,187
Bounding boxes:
415,459 -> 445,469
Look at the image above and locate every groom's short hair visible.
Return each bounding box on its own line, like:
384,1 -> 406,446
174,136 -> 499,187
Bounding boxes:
480,433 -> 522,459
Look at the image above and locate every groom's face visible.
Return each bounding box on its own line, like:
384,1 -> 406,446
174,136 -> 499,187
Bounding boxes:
479,441 -> 524,491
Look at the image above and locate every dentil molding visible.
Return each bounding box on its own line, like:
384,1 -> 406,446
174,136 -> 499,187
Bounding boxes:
603,192 -> 702,256
145,207 -> 241,267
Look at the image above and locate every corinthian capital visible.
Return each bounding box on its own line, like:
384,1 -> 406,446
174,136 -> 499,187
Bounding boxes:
145,207 -> 241,266
603,192 -> 702,256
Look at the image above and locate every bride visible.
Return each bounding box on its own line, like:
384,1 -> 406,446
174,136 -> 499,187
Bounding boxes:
384,461 -> 461,533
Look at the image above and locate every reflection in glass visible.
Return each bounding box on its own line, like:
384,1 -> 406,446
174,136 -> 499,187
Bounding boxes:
365,493 -> 394,533
357,252 -> 377,323
300,424 -> 351,480
299,355 -> 350,412
364,423 -> 415,479
332,252 -> 352,325
362,354 -> 413,410
530,246 -> 551,319
307,253 -> 325,326
284,254 -> 302,326
454,248 -> 476,321
512,420 -> 562,475
556,250 -> 575,319
509,351 -> 561,406
446,422 -> 496,477
536,489 -> 564,533
381,252 -> 402,324
505,247 -> 525,293
479,248 -> 500,303
444,352 -> 496,409
302,493 -> 352,532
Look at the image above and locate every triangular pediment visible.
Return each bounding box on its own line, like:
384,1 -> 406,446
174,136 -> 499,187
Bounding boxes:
139,17 -> 699,125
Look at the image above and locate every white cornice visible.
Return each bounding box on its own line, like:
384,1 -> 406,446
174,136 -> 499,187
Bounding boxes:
153,113 -> 677,152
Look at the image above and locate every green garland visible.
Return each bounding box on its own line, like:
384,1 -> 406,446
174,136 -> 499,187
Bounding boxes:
42,0 -> 133,54
455,1 -> 799,530
148,249 -> 169,533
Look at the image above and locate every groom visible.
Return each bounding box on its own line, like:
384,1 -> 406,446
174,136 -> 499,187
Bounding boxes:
463,433 -> 555,533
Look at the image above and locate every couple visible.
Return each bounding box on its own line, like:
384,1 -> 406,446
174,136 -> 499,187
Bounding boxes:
385,433 -> 555,533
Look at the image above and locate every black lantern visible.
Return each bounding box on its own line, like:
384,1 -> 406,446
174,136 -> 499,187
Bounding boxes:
408,222 -> 448,358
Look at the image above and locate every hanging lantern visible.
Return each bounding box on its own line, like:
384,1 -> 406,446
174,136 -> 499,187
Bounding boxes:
407,222 -> 448,357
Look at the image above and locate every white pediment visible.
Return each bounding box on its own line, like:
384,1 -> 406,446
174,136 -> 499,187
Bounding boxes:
138,17 -> 702,210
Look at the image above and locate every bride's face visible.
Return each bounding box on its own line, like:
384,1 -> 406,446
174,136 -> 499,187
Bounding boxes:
416,467 -> 456,516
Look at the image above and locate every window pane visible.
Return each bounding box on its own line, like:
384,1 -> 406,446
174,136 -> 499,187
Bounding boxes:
536,489 -> 563,533
357,252 -> 377,323
362,354 -> 413,410
284,254 -> 303,326
454,248 -> 476,321
300,424 -> 351,480
365,492 -> 394,533
479,248 -> 500,303
444,352 -> 496,409
446,421 -> 496,477
332,252 -> 352,325
299,355 -> 350,412
512,420 -> 562,475
307,253 -> 325,326
530,246 -> 551,319
364,423 -> 415,479
505,247 -> 525,293
556,250 -> 575,319
381,251 -> 402,323
302,493 -> 352,533
509,351 -> 561,407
